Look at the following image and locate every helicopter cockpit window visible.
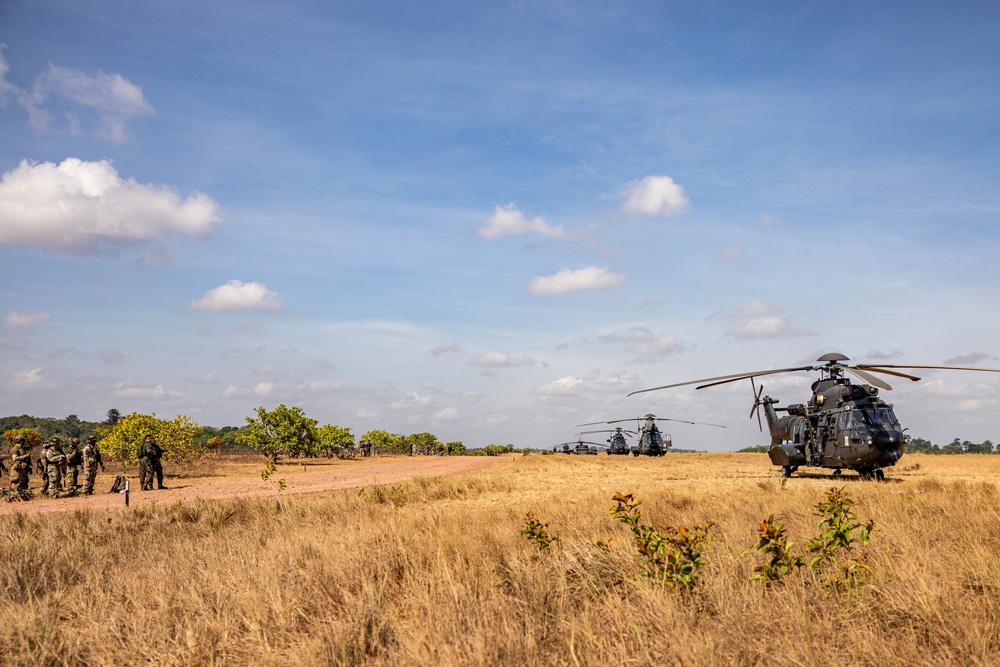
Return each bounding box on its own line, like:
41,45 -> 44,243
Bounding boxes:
879,408 -> 899,425
651,433 -> 662,446
837,412 -> 849,430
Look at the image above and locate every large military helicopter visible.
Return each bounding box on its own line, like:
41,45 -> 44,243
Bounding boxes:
551,438 -> 604,455
577,427 -> 635,455
628,352 -> 1000,479
577,414 -> 726,456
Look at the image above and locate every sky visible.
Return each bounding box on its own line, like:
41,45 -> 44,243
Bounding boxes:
2,1 -> 1000,451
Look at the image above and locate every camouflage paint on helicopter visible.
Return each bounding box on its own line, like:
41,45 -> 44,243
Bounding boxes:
629,352 -> 1000,480
576,426 -> 634,455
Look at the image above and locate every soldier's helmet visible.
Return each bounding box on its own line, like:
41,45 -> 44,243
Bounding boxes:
87,435 -> 97,442
13,434 -> 25,444
49,436 -> 61,444
70,437 -> 80,445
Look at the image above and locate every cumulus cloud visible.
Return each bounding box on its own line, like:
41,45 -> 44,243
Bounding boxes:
478,203 -> 566,239
191,280 -> 282,313
430,342 -> 462,357
526,266 -> 625,296
222,382 -> 276,399
724,301 -> 817,340
621,175 -> 691,217
471,351 -> 536,368
2,311 -> 51,332
6,367 -> 60,391
598,327 -> 687,363
943,351 -> 995,366
0,158 -> 221,255
432,407 -> 459,421
533,370 -> 640,402
390,392 -> 434,409
0,46 -> 153,142
113,383 -> 186,400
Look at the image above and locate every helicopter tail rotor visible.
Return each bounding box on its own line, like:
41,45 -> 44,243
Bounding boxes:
749,378 -> 765,432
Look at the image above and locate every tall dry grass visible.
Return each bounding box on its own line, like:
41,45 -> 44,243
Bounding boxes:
1,453 -> 999,665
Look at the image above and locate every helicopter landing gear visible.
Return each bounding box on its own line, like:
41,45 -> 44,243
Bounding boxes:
832,468 -> 842,478
875,469 -> 885,482
858,467 -> 884,481
781,465 -> 794,478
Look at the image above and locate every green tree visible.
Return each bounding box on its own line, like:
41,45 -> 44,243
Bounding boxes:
360,429 -> 393,455
445,441 -> 466,455
105,408 -> 121,426
409,432 -> 440,455
315,424 -> 355,457
95,412 -> 204,464
236,404 -> 318,464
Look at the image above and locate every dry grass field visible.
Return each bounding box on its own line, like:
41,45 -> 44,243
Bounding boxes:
2,452 -> 999,666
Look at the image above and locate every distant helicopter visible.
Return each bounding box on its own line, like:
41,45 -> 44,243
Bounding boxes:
551,439 -> 604,455
629,352 -> 1000,479
577,427 -> 635,455
577,414 -> 726,456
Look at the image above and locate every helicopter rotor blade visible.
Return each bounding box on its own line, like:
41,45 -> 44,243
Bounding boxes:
628,366 -> 814,396
859,364 -> 1000,374
849,366 -> 921,381
843,367 -> 893,391
653,417 -> 727,428
750,378 -> 764,432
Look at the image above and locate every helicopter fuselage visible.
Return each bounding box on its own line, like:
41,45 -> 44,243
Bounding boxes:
763,377 -> 904,477
632,415 -> 673,456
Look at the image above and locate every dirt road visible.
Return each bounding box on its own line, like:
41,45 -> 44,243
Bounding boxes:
0,456 -> 504,515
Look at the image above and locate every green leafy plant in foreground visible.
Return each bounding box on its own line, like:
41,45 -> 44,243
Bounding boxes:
805,486 -> 874,589
521,512 -> 559,554
750,515 -> 804,584
611,492 -> 713,590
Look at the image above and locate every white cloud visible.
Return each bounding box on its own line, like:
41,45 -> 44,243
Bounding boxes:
479,203 -> 566,239
114,383 -> 184,400
432,407 -> 459,421
4,50 -> 154,142
621,175 -> 691,217
6,367 -> 60,391
2,311 -> 51,332
943,351 -> 995,366
535,376 -> 585,396
391,392 -> 434,409
191,280 -> 282,313
0,158 -> 221,255
430,342 -> 462,357
526,266 -> 625,296
221,382 -> 276,399
597,327 -> 686,363
471,351 -> 536,368
724,302 -> 817,340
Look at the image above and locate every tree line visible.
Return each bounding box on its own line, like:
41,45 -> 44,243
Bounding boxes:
0,404 -> 519,463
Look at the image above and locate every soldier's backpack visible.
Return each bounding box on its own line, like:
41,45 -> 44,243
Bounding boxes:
109,476 -> 126,494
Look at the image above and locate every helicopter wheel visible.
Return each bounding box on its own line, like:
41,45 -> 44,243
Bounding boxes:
832,469 -> 842,478
875,469 -> 885,482
781,465 -> 793,478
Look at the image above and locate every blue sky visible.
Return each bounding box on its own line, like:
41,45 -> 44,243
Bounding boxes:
2,1 -> 999,450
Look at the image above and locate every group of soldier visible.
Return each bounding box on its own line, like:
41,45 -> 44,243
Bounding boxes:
7,434 -> 104,501
5,432 -> 167,501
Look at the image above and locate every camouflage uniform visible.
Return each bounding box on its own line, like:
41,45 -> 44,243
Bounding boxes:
64,438 -> 83,490
38,442 -> 51,495
138,436 -> 166,490
10,436 -> 31,492
82,435 -> 104,495
45,440 -> 71,498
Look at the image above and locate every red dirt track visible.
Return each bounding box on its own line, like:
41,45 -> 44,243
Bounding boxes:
1,456 -> 503,515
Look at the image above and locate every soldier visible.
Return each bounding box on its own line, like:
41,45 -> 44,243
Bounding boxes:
44,439 -> 71,498
64,437 -> 83,490
138,435 -> 166,490
38,439 -> 52,496
81,435 -> 105,495
10,435 -> 31,497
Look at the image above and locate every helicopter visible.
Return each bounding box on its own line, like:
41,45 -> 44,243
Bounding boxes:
576,427 -> 635,455
551,438 -> 605,455
628,352 -> 1000,479
577,414 -> 726,456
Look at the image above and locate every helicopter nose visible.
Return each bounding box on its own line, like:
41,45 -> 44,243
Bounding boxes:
874,430 -> 902,451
